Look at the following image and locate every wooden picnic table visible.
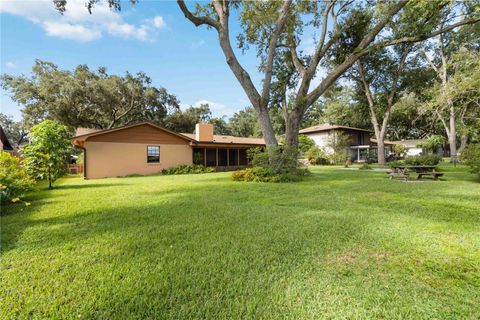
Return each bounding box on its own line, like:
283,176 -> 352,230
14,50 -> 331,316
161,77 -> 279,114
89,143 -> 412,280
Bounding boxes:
388,165 -> 444,181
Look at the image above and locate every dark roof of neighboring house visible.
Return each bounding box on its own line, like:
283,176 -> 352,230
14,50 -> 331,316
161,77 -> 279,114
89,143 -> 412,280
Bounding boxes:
388,139 -> 427,147
73,122 -> 266,146
0,125 -> 14,151
370,139 -> 398,146
299,124 -> 373,134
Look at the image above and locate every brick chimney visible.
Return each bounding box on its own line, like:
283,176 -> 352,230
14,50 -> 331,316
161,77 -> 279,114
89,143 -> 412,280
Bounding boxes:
195,123 -> 214,141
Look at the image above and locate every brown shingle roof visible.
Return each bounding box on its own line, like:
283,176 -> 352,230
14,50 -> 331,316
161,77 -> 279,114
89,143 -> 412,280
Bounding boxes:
386,139 -> 427,147
72,122 -> 265,146
75,127 -> 101,136
72,122 -> 194,146
180,133 -> 265,145
299,124 -> 373,134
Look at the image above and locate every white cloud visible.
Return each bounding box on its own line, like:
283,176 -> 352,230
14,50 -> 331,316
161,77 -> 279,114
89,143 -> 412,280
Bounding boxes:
43,21 -> 101,42
193,100 -> 235,118
6,61 -> 16,68
152,16 -> 166,29
106,22 -> 149,41
191,39 -> 206,48
0,0 -> 166,42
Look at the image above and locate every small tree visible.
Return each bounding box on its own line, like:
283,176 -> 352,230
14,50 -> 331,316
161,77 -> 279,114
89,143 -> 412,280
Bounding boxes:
460,144 -> 480,180
417,135 -> 445,154
297,134 -> 315,156
21,120 -> 71,189
328,132 -> 351,164
392,144 -> 408,158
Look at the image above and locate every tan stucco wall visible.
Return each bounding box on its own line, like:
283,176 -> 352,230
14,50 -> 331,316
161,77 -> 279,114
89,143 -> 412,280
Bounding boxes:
85,141 -> 192,179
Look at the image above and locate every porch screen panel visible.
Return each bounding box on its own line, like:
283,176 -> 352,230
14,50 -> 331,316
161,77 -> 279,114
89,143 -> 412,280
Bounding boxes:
217,149 -> 227,166
206,148 -> 217,166
228,149 -> 238,166
193,148 -> 205,165
239,149 -> 248,165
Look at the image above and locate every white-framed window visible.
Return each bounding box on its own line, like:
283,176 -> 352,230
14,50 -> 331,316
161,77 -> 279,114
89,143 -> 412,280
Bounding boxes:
147,145 -> 160,163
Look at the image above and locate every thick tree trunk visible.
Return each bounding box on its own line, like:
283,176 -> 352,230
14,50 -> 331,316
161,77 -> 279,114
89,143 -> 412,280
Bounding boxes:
376,139 -> 386,165
257,107 -> 278,146
284,111 -> 302,148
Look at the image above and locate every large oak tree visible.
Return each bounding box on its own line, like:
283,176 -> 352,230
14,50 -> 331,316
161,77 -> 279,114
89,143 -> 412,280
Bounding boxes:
1,60 -> 179,130
53,0 -> 480,155
176,0 -> 479,150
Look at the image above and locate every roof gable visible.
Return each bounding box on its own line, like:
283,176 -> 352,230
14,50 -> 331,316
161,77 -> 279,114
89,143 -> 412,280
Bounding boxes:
72,122 -> 266,147
73,122 -> 193,145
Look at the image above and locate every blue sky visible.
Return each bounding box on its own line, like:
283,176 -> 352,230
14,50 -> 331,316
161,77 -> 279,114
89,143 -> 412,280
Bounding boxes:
0,0 -> 266,121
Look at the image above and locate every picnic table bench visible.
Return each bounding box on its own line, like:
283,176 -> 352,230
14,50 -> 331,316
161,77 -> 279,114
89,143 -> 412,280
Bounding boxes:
387,165 -> 444,181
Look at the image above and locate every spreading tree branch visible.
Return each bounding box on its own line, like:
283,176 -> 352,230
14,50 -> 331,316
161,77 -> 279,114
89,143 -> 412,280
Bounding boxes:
261,0 -> 292,104
372,15 -> 480,49
177,0 -> 220,29
306,0 -> 409,106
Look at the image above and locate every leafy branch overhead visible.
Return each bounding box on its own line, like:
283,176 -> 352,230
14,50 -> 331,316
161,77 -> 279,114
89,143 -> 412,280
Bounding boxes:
177,0 -> 479,148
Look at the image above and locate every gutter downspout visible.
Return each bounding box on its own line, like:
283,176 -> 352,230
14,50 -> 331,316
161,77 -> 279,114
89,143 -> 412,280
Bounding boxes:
83,147 -> 87,179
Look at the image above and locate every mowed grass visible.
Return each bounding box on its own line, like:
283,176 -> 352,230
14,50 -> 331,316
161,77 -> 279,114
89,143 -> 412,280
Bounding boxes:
1,165 -> 479,319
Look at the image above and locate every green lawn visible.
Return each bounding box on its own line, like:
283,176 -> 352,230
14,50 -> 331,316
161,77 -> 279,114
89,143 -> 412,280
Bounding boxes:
1,165 -> 479,319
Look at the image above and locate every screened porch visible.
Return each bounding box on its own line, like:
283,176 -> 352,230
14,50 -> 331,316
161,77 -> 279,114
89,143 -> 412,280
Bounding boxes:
192,147 -> 250,169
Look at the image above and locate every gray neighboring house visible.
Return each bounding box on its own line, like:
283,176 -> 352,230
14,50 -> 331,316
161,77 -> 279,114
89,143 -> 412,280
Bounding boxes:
300,123 -> 395,162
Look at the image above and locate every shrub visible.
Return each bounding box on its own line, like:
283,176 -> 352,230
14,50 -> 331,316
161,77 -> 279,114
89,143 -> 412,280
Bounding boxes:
392,144 -> 408,158
233,146 -> 310,183
365,150 -> 377,164
248,146 -> 300,174
305,146 -> 329,165
417,135 -> 445,152
388,160 -> 405,168
231,167 -> 309,183
0,152 -> 35,204
298,134 -> 316,155
161,164 -> 215,175
404,154 -> 442,166
359,163 -> 372,170
460,144 -> 480,179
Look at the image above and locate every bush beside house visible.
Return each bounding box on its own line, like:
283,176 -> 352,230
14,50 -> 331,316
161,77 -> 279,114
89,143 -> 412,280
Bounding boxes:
297,135 -> 316,156
162,164 -> 215,175
305,146 -> 330,165
231,147 -> 309,183
0,152 -> 34,204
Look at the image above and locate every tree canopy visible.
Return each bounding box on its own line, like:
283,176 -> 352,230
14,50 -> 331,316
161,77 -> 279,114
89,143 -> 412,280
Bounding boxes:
20,120 -> 71,189
1,60 -> 180,130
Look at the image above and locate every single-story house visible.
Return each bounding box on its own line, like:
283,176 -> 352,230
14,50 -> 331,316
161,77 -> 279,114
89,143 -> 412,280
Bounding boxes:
300,123 -> 394,162
72,122 -> 265,179
0,125 -> 14,153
